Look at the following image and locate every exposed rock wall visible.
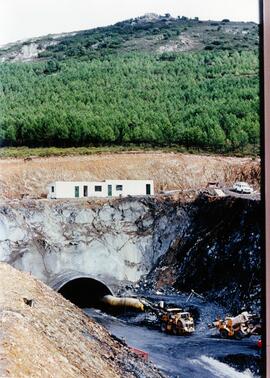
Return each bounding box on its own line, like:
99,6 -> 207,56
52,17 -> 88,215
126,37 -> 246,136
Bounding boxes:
0,196 -> 192,289
0,193 -> 262,312
149,195 -> 262,312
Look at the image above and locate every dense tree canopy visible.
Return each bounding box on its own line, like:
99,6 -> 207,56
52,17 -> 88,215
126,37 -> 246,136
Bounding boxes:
0,50 -> 260,152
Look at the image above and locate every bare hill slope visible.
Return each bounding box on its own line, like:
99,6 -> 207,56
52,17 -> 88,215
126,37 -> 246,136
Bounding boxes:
0,152 -> 260,199
0,263 -> 164,378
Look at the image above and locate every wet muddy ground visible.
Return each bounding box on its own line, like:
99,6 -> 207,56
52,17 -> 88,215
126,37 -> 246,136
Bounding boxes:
85,293 -> 261,378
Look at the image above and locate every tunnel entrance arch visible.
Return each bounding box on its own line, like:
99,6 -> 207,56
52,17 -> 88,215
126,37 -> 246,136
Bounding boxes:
58,277 -> 113,308
50,271 -> 113,308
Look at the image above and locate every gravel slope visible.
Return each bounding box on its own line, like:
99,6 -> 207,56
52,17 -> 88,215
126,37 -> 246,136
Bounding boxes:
0,263 -> 164,378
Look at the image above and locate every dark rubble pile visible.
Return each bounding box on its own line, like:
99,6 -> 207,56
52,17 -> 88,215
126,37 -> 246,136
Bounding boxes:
147,195 -> 263,314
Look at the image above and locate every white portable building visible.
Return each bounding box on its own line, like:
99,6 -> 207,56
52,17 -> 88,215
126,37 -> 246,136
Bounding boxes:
47,180 -> 154,199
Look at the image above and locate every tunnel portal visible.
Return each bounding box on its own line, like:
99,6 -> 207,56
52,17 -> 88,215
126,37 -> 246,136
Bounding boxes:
58,277 -> 113,308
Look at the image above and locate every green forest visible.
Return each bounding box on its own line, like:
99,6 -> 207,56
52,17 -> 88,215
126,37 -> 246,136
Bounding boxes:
0,16 -> 260,153
0,51 -> 259,152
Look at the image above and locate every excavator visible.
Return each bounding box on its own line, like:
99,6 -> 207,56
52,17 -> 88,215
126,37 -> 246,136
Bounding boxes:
101,294 -> 195,335
209,311 -> 261,339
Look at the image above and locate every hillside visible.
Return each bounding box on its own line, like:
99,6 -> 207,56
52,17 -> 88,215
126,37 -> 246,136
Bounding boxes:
0,263 -> 164,378
0,14 -> 259,61
0,152 -> 260,199
0,15 -> 260,153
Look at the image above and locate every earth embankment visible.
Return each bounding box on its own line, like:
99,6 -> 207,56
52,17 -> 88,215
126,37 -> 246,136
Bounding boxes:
0,152 -> 260,199
0,263 -> 164,378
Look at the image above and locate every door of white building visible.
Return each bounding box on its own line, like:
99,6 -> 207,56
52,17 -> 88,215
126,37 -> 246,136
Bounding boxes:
75,186 -> 79,198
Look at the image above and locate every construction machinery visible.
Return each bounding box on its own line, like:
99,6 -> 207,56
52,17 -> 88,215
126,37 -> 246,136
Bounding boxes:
160,308 -> 195,335
210,311 -> 261,339
138,299 -> 195,335
152,288 -> 202,335
100,294 -> 195,336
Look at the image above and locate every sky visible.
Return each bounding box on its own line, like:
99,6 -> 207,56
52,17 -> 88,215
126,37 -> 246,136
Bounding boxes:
0,0 -> 260,47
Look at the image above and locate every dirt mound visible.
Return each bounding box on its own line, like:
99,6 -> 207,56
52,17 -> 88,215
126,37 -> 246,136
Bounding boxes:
0,263 -> 164,378
0,152 -> 260,199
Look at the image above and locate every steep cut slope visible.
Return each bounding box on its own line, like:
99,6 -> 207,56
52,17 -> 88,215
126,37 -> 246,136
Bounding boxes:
0,195 -> 190,286
0,263 -> 164,378
148,195 -> 262,313
0,192 -> 262,313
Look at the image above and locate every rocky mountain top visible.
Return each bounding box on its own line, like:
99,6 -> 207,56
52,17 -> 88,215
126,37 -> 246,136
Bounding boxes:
0,14 -> 258,62
135,13 -> 162,23
0,263 -> 164,378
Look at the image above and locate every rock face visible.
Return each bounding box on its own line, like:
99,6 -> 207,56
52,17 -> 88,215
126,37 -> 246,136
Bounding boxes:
149,195 -> 262,313
0,193 -> 262,312
0,40 -> 58,62
0,263 -> 164,378
0,195 -> 192,290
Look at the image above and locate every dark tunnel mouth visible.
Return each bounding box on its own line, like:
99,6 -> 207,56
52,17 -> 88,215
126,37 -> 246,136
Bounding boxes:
58,277 -> 113,308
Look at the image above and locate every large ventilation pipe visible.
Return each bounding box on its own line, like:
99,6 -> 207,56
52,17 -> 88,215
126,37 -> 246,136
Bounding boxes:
57,277 -> 146,312
101,295 -> 145,312
58,277 -> 112,308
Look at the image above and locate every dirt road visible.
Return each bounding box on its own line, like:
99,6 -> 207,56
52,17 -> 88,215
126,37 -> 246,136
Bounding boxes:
85,293 -> 261,378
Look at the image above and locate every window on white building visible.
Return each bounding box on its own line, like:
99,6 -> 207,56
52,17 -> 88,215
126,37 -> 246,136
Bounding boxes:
51,186 -> 55,193
95,185 -> 102,192
116,185 -> 123,191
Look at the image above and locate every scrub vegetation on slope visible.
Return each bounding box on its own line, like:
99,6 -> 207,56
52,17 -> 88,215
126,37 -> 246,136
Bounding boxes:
0,15 -> 260,154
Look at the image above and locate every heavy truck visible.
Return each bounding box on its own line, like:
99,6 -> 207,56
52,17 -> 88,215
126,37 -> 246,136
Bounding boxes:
138,298 -> 195,335
160,308 -> 195,335
100,295 -> 262,339
101,295 -> 195,335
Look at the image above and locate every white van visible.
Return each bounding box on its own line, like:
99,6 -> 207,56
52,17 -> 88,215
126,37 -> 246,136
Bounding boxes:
232,182 -> 254,194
